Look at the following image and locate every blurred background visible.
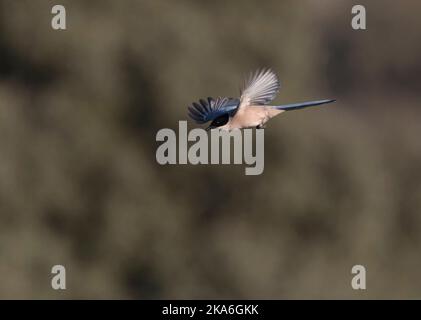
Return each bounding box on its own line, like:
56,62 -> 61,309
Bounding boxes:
0,0 -> 420,299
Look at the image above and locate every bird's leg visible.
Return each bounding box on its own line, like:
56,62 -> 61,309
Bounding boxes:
256,124 -> 266,129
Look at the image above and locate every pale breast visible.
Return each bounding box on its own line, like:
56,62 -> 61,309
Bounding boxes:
229,106 -> 267,129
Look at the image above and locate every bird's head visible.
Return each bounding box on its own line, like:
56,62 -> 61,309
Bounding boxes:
188,96 -> 237,131
206,113 -> 230,131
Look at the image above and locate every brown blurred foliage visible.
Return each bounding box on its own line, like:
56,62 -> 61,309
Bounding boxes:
0,0 -> 420,299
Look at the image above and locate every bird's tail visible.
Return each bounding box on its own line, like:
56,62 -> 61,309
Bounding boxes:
275,99 -> 336,111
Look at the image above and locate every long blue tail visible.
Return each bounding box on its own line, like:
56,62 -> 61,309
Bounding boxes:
276,99 -> 336,111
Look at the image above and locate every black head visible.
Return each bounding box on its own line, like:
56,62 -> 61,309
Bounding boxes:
206,113 -> 229,130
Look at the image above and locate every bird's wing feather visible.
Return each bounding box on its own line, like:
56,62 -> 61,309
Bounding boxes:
188,97 -> 240,124
239,69 -> 280,109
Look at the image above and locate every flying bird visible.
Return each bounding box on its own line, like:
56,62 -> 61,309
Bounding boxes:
188,69 -> 335,130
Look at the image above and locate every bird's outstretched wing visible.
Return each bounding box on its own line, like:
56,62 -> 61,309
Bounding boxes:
188,97 -> 239,124
239,69 -> 280,109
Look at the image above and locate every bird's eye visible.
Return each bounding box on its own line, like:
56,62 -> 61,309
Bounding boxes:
211,114 -> 229,127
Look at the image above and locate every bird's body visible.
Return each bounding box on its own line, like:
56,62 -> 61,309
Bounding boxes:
222,106 -> 283,130
188,69 -> 335,130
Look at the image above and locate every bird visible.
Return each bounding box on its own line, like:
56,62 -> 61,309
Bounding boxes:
187,68 -> 336,130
